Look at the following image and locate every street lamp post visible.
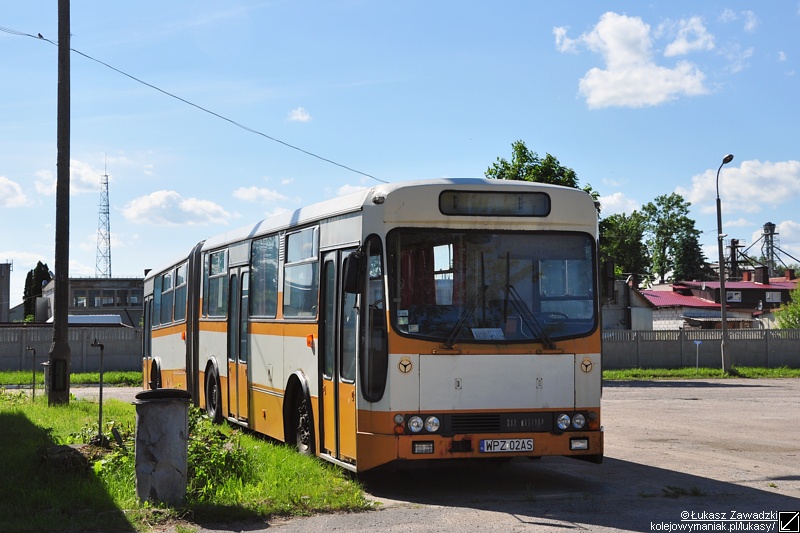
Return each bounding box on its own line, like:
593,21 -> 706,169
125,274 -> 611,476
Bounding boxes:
716,153 -> 734,374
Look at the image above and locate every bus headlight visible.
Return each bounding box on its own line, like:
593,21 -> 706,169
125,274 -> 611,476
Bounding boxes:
408,416 -> 424,433
556,414 -> 571,430
425,416 -> 440,433
572,413 -> 586,429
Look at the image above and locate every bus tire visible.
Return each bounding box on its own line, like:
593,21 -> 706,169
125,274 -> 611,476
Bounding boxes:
205,367 -> 222,424
292,392 -> 314,456
148,361 -> 162,390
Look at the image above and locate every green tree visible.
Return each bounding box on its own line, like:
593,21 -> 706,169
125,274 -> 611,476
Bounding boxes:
641,193 -> 699,284
23,261 -> 52,320
485,140 -> 600,210
672,229 -> 712,282
599,212 -> 649,280
775,284 -> 800,329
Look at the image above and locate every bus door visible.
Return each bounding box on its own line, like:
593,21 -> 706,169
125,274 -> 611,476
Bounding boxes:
227,268 -> 250,422
320,250 -> 358,463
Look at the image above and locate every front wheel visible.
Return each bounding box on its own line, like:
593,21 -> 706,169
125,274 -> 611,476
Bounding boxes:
205,368 -> 222,423
293,393 -> 313,456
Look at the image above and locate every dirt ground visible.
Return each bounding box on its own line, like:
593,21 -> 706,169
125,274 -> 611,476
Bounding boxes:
79,379 -> 800,532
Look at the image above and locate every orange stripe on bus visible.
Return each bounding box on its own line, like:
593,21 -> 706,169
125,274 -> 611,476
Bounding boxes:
151,323 -> 187,338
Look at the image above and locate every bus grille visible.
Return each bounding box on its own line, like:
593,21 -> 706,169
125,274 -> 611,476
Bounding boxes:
443,412 -> 554,435
449,414 -> 501,433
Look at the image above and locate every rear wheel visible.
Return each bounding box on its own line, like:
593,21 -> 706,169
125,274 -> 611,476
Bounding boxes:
206,368 -> 222,423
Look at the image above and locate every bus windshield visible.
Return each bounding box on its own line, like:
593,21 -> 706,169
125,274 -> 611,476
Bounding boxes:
388,230 -> 597,346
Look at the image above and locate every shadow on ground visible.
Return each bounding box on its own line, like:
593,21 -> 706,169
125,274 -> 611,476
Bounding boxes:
0,411 -> 135,533
357,456 -> 799,531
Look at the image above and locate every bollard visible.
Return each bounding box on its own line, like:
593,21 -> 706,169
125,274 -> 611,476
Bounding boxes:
41,361 -> 50,396
133,389 -> 192,506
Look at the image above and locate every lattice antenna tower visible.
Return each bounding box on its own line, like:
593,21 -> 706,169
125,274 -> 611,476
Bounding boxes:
95,160 -> 112,278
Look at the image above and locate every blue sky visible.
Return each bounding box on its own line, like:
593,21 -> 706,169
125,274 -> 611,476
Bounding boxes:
2,1 -> 799,307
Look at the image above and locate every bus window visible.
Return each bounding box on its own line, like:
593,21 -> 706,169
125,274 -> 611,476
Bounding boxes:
153,275 -> 163,326
284,228 -> 319,318
205,250 -> 229,317
174,263 -> 188,322
361,235 -> 388,402
160,270 -> 174,324
250,235 -> 279,318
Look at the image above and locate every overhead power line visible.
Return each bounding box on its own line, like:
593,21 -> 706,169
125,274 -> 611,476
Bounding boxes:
1,25 -> 387,184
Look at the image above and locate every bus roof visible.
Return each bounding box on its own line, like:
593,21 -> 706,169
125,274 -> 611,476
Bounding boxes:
145,178 -> 594,279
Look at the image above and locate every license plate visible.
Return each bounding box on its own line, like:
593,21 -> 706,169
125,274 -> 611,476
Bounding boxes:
479,438 -> 534,453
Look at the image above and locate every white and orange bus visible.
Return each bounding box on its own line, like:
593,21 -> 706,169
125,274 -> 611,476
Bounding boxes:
143,178 -> 606,471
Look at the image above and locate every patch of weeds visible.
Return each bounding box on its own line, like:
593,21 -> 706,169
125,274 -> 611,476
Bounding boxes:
186,407 -> 252,502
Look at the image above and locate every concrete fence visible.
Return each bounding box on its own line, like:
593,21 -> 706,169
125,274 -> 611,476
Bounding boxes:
602,329 -> 800,369
0,325 -> 142,373
4,324 -> 799,373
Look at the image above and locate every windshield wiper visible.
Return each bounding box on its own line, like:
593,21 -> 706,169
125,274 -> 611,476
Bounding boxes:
444,283 -> 487,348
506,283 -> 555,349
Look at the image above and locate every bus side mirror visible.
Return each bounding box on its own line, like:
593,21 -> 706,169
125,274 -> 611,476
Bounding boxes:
343,251 -> 365,294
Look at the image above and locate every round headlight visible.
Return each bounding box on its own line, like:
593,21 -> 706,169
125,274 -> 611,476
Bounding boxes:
572,413 -> 586,429
556,414 -> 571,430
408,416 -> 424,433
393,414 -> 405,425
425,416 -> 440,433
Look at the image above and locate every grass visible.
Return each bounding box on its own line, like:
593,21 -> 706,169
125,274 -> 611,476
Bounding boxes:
602,366 -> 800,380
0,390 -> 371,533
0,370 -> 143,387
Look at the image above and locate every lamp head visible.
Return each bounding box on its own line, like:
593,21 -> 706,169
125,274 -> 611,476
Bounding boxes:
722,154 -> 734,165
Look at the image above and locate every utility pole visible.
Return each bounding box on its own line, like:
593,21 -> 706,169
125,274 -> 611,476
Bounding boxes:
48,0 -> 71,405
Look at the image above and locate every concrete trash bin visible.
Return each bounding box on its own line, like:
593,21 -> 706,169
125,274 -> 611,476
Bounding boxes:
133,389 -> 192,506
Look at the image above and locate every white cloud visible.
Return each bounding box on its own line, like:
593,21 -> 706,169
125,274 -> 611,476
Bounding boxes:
34,169 -> 56,195
719,9 -> 759,32
663,17 -> 715,57
553,26 -> 580,53
33,159 -> 107,196
677,159 -> 800,216
722,44 -> 754,74
772,220 -> 800,257
121,190 -> 233,226
288,107 -> 312,122
598,191 -> 639,215
778,51 -> 787,62
232,186 -> 288,203
742,10 -> 759,32
719,9 -> 737,24
264,206 -> 292,219
555,12 -> 710,109
0,176 -> 29,207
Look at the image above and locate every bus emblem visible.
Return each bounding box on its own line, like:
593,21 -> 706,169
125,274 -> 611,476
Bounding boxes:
580,358 -> 593,373
398,357 -> 413,374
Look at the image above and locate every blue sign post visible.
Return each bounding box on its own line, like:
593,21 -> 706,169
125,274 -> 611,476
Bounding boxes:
693,340 -> 702,372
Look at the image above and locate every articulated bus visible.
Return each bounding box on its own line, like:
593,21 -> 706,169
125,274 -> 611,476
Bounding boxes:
142,178 -> 605,472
